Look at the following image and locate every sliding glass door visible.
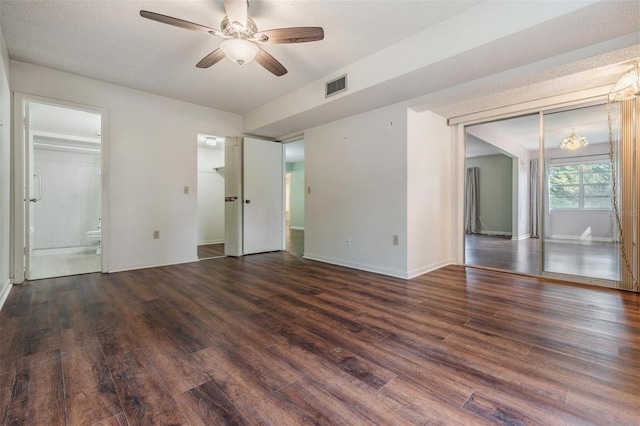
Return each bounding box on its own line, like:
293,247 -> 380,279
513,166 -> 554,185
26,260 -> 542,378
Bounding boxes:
541,104 -> 621,283
464,100 -> 640,289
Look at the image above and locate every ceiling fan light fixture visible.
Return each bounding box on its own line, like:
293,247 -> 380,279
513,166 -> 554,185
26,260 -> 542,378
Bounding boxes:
220,38 -> 259,65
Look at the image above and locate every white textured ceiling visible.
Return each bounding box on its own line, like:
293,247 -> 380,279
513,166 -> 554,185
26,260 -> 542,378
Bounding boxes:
1,1 -> 639,140
0,0 -> 479,114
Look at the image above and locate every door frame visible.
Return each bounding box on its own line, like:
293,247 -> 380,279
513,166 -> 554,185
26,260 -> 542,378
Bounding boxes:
457,96 -> 623,289
11,93 -> 110,283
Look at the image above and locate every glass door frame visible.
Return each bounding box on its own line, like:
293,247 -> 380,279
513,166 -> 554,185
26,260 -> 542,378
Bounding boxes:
538,102 -> 621,289
460,98 -> 623,290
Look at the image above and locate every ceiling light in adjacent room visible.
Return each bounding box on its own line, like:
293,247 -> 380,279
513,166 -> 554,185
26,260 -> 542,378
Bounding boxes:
205,137 -> 218,146
559,130 -> 588,151
220,38 -> 259,65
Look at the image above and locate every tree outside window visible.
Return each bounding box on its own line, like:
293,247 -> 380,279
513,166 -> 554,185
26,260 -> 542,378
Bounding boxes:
549,161 -> 612,210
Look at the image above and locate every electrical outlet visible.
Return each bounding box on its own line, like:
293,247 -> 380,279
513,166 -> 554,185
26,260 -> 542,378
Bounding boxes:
393,235 -> 399,245
153,230 -> 160,239
183,186 -> 189,194
345,236 -> 351,246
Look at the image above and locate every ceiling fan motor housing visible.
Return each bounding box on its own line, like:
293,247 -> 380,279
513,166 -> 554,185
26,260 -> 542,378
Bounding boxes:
221,16 -> 257,39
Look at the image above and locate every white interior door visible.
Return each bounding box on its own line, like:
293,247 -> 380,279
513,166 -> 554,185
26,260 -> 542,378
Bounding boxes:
243,137 -> 284,254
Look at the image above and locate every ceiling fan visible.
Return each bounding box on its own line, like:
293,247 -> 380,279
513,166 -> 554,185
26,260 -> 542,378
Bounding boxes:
140,0 -> 324,76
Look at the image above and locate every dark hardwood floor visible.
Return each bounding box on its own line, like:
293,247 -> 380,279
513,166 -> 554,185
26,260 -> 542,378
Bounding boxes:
199,228 -> 303,260
1,253 -> 638,425
465,234 -> 620,281
198,243 -> 225,259
287,228 -> 304,256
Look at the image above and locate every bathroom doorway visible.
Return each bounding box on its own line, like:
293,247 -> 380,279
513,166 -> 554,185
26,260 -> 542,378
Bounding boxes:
26,101 -> 103,279
197,134 -> 226,260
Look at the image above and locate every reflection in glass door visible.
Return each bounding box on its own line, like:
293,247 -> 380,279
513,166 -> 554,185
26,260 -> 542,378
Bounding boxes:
541,104 -> 621,283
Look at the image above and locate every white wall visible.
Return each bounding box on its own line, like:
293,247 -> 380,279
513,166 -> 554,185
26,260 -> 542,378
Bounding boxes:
197,147 -> 225,245
466,154 -> 513,235
549,210 -> 613,241
10,61 -> 242,273
466,126 -> 531,239
32,146 -> 101,249
304,103 -> 408,278
407,109 -> 454,278
288,161 -> 305,229
0,25 -> 11,308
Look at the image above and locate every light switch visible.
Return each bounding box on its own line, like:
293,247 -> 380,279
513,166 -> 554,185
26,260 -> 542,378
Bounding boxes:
183,186 -> 189,194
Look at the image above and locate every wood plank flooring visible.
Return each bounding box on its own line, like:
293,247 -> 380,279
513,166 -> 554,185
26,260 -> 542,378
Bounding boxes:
1,252 -> 638,425
465,234 -> 620,281
197,244 -> 225,259
287,228 -> 304,256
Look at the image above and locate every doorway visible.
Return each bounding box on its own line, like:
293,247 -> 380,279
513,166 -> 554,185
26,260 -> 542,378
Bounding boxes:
463,102 -> 627,288
23,99 -> 104,280
284,139 -> 305,256
541,104 -> 621,282
196,134 -> 226,260
464,114 -> 537,275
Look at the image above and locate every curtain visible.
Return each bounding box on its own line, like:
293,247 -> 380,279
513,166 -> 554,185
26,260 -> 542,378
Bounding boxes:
529,159 -> 539,238
465,167 -> 480,234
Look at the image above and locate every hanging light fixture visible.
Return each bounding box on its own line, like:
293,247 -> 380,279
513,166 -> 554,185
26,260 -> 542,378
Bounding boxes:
608,62 -> 640,101
219,38 -> 259,65
559,129 -> 588,150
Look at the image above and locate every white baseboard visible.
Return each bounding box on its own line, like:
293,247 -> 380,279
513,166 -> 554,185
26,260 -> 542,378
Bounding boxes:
198,240 -> 224,245
548,235 -> 614,243
289,226 -> 305,230
407,259 -> 455,279
0,279 -> 12,312
303,253 -> 408,279
107,257 -> 199,273
480,231 -> 512,237
512,234 -> 531,241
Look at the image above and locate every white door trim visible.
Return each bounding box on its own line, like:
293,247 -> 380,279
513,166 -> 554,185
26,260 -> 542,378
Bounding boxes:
11,92 -> 110,283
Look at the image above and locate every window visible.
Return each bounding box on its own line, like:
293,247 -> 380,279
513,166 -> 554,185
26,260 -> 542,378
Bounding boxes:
549,161 -> 612,209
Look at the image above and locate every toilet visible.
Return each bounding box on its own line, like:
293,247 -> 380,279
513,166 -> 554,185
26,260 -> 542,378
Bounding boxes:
86,230 -> 101,255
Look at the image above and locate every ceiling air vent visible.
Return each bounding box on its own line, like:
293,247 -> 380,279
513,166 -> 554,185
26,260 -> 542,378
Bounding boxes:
325,74 -> 347,98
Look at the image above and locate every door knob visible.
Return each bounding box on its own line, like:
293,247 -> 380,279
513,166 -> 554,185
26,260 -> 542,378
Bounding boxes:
245,199 -> 251,204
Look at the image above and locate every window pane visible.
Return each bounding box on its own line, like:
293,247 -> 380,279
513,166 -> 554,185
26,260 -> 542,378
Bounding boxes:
584,183 -> 611,196
582,162 -> 610,173
583,172 -> 610,184
548,161 -> 613,210
549,165 -> 579,184
550,185 -> 579,197
584,196 -> 611,209
550,196 -> 579,209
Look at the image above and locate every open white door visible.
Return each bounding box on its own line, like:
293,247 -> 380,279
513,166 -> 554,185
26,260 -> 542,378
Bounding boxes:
243,137 -> 284,254
24,101 -> 33,279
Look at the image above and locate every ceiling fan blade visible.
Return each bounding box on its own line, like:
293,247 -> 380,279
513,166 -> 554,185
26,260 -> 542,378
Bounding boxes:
255,49 -> 287,76
253,27 -> 324,44
196,49 -> 226,68
224,0 -> 248,30
140,10 -> 219,35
